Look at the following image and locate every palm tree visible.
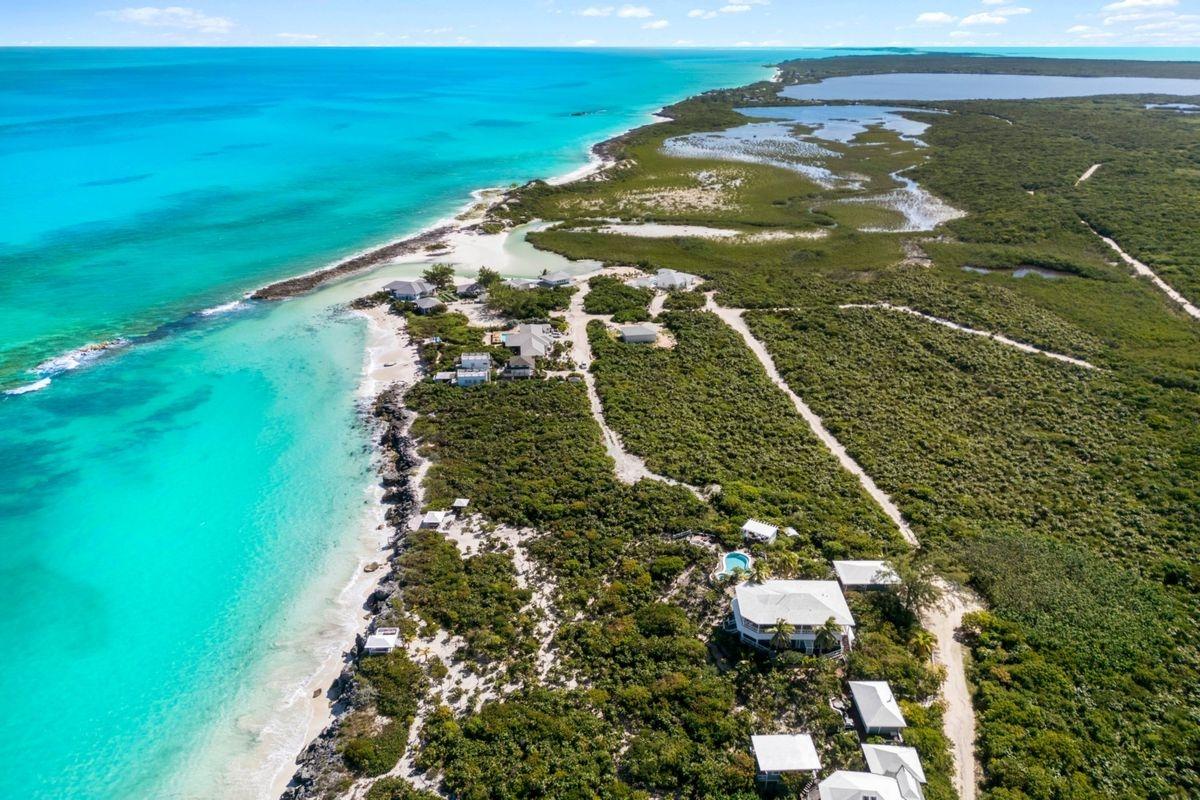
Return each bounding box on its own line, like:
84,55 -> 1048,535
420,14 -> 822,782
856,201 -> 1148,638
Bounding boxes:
813,616 -> 844,654
911,629 -> 936,661
749,559 -> 773,585
771,618 -> 796,653
774,550 -> 800,579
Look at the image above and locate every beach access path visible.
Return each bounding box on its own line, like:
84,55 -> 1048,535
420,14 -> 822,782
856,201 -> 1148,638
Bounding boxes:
704,292 -> 981,799
1087,224 -> 1200,321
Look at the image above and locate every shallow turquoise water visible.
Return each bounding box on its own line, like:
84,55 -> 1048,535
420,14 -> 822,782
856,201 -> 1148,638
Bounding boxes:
0,48 -> 774,800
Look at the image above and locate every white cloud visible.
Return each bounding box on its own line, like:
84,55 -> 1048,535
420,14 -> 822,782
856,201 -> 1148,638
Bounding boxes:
1067,24 -> 1093,33
101,6 -> 233,33
981,0 -> 1006,4
574,38 -> 598,44
275,32 -> 318,40
688,8 -> 717,17
617,4 -> 654,17
960,11 -> 1008,24
721,4 -> 752,12
991,6 -> 1031,15
1103,0 -> 1177,9
642,18 -> 669,28
579,6 -> 614,16
915,11 -> 957,24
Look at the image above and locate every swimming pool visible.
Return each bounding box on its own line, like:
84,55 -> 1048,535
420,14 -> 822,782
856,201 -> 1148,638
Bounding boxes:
715,551 -> 753,579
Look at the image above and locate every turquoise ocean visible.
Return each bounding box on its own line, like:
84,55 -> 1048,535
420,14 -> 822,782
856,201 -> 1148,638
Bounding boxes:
1,46 -> 1198,800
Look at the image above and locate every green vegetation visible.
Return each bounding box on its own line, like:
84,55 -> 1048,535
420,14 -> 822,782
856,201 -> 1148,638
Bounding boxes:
403,311 -> 502,371
582,275 -> 652,321
339,651 -> 427,776
364,779 -> 441,800
396,530 -> 535,663
422,263 -> 456,292
485,284 -> 574,319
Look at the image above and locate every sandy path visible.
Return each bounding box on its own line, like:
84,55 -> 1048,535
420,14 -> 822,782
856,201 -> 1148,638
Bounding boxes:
648,291 -> 668,317
562,279 -> 706,498
1088,225 -> 1200,321
704,294 -> 917,546
1075,163 -> 1103,186
923,581 -> 984,800
839,303 -> 1099,371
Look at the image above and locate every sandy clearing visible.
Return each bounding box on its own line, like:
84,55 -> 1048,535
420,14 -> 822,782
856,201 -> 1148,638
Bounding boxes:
704,293 -> 917,546
1088,224 -> 1200,321
923,581 -> 985,800
839,303 -> 1100,371
561,275 -> 707,499
588,223 -> 830,242
1075,163 -> 1103,186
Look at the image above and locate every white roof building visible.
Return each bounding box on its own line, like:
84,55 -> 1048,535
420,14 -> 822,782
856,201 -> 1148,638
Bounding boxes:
818,771 -> 905,800
452,498 -> 471,510
458,352 -> 492,371
419,510 -> 449,530
654,268 -> 699,291
833,560 -> 901,590
732,580 -> 856,653
456,369 -> 490,387
363,627 -> 400,655
539,270 -> 573,287
862,743 -> 926,786
384,279 -> 436,300
752,734 -> 821,778
741,518 -> 779,543
849,681 -> 907,734
504,324 -> 554,359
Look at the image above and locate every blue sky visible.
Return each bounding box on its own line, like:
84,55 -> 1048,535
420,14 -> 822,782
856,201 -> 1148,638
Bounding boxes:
4,0 -> 1199,47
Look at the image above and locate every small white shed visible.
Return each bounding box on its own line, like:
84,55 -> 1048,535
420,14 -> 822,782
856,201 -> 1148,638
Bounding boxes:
741,518 -> 779,544
363,627 -> 400,655
751,734 -> 821,783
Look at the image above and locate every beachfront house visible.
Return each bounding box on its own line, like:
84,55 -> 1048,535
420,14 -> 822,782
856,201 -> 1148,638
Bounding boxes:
504,355 -> 537,379
818,771 -> 905,800
363,627 -> 400,655
751,734 -> 821,784
456,281 -> 485,299
849,681 -> 907,737
504,278 -> 541,291
539,270 -> 573,288
618,324 -> 658,344
414,297 -> 443,315
833,560 -> 901,591
731,580 -> 856,654
742,518 -> 779,544
419,510 -> 449,530
456,369 -> 490,387
385,279 -> 435,302
459,352 -> 492,371
862,744 -> 926,800
504,324 -> 554,359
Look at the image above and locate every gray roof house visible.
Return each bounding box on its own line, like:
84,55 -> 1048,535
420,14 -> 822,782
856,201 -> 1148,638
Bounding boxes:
414,296 -> 442,314
862,744 -> 925,800
505,355 -> 537,379
819,771 -> 905,800
654,268 -> 699,291
385,279 -> 436,301
619,324 -> 658,344
456,281 -> 486,298
732,580 -> 856,654
849,681 -> 907,736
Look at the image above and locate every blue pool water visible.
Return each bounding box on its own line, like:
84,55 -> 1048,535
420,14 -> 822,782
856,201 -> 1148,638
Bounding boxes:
722,552 -> 752,575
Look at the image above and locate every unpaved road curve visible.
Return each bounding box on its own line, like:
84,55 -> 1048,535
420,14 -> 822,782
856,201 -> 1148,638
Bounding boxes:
924,581 -> 984,800
705,294 -> 917,546
840,303 -> 1099,371
1075,163 -> 1102,186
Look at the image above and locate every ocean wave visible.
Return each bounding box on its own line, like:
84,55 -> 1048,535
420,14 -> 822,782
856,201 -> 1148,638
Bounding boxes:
4,378 -> 52,396
33,339 -> 130,377
200,300 -> 250,317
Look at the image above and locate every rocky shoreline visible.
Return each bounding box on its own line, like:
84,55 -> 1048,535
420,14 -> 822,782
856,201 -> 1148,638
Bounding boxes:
280,381 -> 421,800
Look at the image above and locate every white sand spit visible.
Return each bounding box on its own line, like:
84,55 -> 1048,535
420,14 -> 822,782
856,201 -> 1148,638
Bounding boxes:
839,303 -> 1099,370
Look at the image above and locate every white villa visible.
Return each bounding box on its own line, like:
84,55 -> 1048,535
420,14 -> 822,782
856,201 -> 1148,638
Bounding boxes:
819,770 -> 906,800
741,518 -> 779,544
504,323 -> 554,359
751,734 -> 821,784
458,352 -> 492,372
849,681 -> 907,736
419,510 -> 449,530
456,369 -> 490,387
833,560 -> 901,591
631,268 -> 699,292
363,627 -> 400,655
862,744 -> 926,800
539,270 -> 573,287
732,580 -> 856,653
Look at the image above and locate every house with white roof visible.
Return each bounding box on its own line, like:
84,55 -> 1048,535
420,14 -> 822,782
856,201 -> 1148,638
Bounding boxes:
742,518 -> 779,544
833,560 -> 901,591
385,279 -> 436,301
458,352 -> 492,372
849,681 -> 907,736
419,510 -> 449,530
539,270 -> 573,287
456,369 -> 490,387
862,744 -> 925,800
818,770 -> 905,800
732,580 -> 856,653
363,627 -> 400,655
504,324 -> 554,359
654,268 -> 699,291
504,277 -> 541,291
751,734 -> 821,784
